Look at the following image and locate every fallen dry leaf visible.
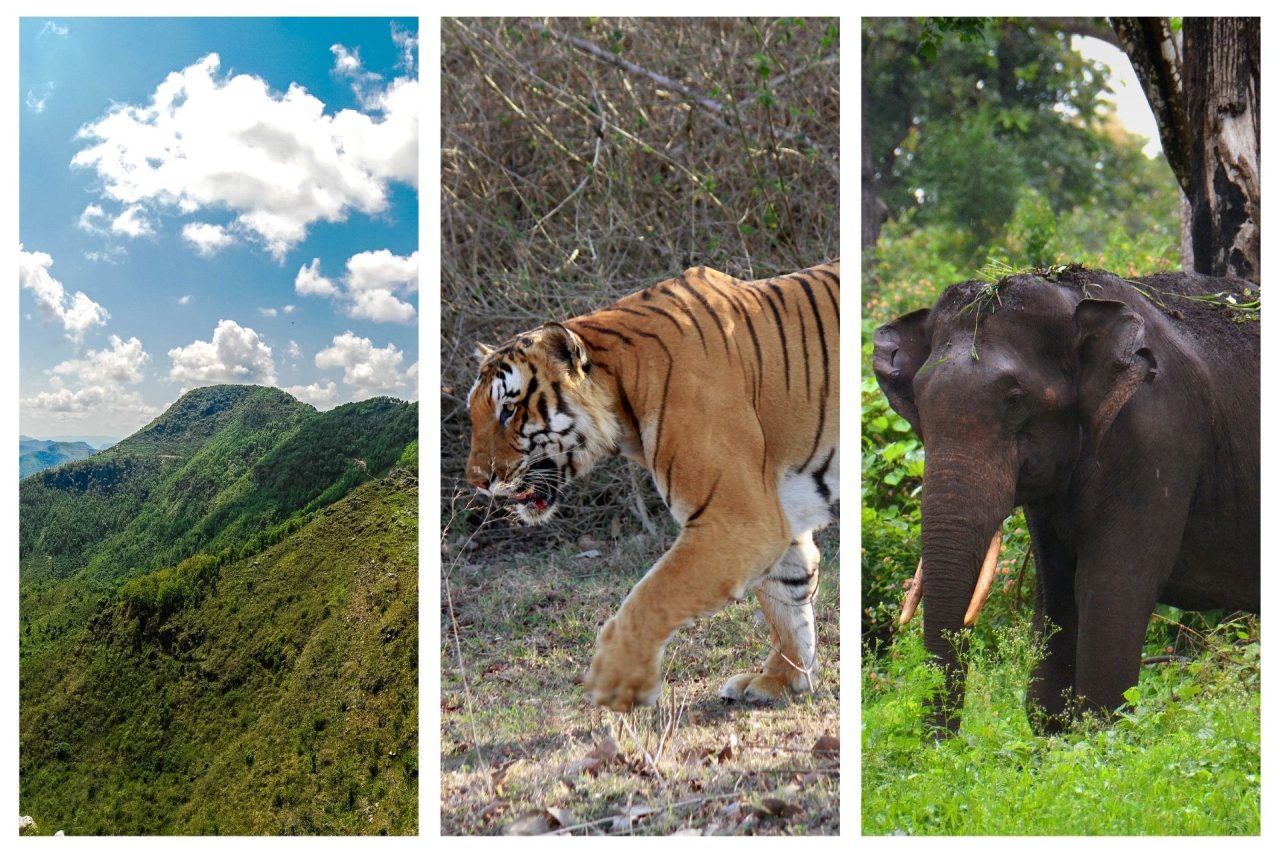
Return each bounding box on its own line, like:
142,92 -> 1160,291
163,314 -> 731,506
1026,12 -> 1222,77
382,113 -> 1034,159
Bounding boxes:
812,733 -> 840,758
545,806 -> 574,829
562,757 -> 601,778
503,810 -> 551,835
757,797 -> 803,820
610,804 -> 656,832
717,732 -> 739,763
679,746 -> 711,766
589,736 -> 621,762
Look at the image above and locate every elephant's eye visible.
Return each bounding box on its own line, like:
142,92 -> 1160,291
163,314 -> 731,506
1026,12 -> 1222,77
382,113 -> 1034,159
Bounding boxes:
1003,389 -> 1030,422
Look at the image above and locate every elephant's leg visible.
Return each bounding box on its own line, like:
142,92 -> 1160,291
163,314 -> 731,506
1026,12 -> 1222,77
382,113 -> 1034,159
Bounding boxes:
1024,515 -> 1078,734
1073,528 -> 1179,718
721,532 -> 820,702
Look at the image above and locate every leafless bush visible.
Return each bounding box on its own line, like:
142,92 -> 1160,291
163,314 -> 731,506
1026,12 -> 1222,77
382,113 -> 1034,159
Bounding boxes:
441,17 -> 840,549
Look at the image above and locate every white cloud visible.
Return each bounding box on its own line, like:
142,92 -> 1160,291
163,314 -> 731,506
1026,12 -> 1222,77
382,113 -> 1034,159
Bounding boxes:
348,289 -> 416,324
22,330 -> 160,429
178,294 -> 192,305
80,202 -> 154,239
283,380 -> 340,410
18,246 -> 110,343
22,385 -> 156,420
182,222 -> 235,256
84,247 -> 127,264
296,249 -> 417,324
257,307 -> 278,318
392,23 -> 418,74
347,248 -> 419,293
40,21 -> 69,38
286,340 -> 302,360
27,82 -> 56,113
72,49 -> 418,261
111,204 -> 153,237
315,331 -> 409,398
405,360 -> 419,401
78,204 -> 108,234
331,44 -> 383,108
51,335 -> 149,385
294,258 -> 338,296
282,304 -> 296,314
168,319 -> 276,385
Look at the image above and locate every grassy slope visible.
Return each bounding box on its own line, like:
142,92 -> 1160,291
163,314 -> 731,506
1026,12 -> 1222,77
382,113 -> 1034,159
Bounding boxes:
861,622 -> 1260,835
441,529 -> 841,836
19,471 -> 419,835
19,385 -> 419,835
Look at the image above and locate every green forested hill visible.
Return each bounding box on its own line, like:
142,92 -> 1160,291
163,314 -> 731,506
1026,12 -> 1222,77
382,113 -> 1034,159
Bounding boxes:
19,384 -> 418,835
19,438 -> 97,479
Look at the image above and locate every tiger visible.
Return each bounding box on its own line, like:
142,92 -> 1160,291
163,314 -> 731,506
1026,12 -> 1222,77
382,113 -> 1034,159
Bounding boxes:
465,261 -> 839,711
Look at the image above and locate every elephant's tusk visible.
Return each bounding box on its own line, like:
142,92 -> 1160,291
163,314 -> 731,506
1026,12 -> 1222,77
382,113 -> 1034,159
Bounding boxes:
963,531 -> 1003,627
898,559 -> 924,625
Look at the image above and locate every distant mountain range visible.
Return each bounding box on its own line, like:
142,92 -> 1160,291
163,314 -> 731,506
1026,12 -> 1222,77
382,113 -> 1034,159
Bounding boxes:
19,384 -> 418,835
19,437 -> 97,479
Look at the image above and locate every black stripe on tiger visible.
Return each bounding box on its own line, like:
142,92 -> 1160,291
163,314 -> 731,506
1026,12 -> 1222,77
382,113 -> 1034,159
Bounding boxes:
685,472 -> 722,525
657,286 -> 709,354
674,274 -> 732,356
749,283 -> 792,393
795,296 -> 812,401
798,275 -> 831,402
577,321 -> 634,347
811,447 -> 835,504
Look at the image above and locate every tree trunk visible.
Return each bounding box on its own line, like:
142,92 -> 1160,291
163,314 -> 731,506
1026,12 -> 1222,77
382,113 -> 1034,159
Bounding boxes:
861,100 -> 887,255
1183,18 -> 1260,282
1113,17 -> 1260,283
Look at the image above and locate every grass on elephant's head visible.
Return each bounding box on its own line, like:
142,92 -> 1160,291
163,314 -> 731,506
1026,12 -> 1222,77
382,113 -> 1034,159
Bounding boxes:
441,512 -> 840,836
862,617 -> 1260,835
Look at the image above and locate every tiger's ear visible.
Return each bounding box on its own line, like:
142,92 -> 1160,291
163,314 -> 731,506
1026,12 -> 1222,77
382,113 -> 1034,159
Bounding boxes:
472,342 -> 496,363
540,322 -> 590,375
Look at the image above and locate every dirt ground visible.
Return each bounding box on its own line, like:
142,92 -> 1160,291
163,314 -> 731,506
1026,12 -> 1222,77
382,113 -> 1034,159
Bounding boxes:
440,526 -> 840,836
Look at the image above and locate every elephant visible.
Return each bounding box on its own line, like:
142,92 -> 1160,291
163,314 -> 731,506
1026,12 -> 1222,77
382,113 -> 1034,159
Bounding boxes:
872,267 -> 1259,735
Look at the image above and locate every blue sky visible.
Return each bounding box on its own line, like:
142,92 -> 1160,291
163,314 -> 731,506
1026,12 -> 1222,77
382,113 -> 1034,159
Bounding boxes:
19,18 -> 418,441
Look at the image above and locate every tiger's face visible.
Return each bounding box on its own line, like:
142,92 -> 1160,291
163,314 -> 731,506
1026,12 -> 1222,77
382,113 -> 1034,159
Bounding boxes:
466,322 -> 619,524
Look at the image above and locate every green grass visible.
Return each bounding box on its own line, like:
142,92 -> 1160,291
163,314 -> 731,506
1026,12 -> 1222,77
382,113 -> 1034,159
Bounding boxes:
862,621 -> 1260,835
19,472 -> 419,835
19,385 -> 419,835
441,528 -> 841,835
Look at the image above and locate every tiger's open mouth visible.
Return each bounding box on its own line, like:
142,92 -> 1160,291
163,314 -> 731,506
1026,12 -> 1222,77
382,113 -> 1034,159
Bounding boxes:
508,457 -> 562,521
511,480 -> 557,513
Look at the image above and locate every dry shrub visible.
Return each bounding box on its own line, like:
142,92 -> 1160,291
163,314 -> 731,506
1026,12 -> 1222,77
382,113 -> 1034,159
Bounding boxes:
441,17 -> 840,548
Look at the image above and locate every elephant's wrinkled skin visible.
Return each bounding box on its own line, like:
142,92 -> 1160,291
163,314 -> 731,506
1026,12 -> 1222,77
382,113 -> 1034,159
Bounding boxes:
873,268 -> 1259,735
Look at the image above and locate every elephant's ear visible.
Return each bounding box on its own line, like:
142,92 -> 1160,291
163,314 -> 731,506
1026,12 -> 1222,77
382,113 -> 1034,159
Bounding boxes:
1074,299 -> 1158,446
873,308 -> 932,437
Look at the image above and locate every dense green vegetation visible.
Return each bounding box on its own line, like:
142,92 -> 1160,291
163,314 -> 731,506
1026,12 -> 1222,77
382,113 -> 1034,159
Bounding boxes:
19,437 -> 97,479
19,384 -> 419,835
863,619 -> 1259,835
862,18 -> 1258,835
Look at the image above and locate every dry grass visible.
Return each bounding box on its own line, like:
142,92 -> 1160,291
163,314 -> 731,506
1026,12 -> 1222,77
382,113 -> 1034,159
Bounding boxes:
440,526 -> 840,836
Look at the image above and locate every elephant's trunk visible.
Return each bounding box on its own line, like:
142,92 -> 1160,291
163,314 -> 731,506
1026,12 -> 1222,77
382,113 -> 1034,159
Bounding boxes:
917,452 -> 1015,734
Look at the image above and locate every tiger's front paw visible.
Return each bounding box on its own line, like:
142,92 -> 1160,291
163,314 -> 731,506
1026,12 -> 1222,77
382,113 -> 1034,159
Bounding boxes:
583,618 -> 662,711
719,668 -> 814,704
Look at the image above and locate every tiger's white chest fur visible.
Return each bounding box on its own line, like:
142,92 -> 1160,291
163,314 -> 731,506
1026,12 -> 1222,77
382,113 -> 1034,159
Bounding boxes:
778,447 -> 839,538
